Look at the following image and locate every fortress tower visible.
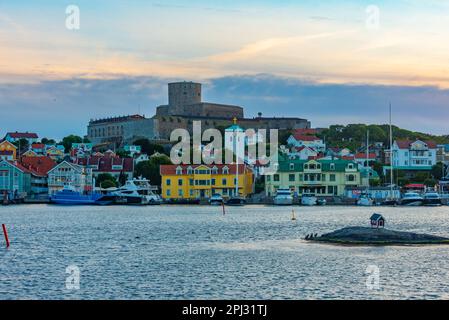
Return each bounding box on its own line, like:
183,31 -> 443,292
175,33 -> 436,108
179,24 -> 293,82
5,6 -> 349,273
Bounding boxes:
168,81 -> 202,115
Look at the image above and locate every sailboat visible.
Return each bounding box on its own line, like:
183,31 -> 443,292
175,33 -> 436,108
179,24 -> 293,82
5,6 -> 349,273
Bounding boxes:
382,103 -> 399,206
357,130 -> 374,206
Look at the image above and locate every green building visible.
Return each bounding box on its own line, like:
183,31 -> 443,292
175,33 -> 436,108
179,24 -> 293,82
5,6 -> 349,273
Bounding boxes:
265,156 -> 363,197
0,160 -> 32,199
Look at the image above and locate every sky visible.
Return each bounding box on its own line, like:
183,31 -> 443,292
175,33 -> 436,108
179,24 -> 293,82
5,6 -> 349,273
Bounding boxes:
1,0 -> 449,139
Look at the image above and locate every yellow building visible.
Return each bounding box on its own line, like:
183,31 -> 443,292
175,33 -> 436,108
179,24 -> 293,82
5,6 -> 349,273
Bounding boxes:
160,164 -> 254,200
0,141 -> 17,161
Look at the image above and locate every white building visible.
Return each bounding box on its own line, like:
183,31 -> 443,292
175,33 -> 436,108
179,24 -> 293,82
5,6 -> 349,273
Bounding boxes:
287,134 -> 326,153
391,140 -> 437,170
289,146 -> 318,160
47,161 -> 93,195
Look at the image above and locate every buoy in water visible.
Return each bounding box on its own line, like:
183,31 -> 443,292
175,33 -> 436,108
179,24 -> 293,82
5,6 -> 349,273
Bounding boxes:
291,210 -> 297,221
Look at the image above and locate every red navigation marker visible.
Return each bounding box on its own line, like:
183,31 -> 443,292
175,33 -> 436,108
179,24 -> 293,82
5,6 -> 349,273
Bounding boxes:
2,224 -> 10,248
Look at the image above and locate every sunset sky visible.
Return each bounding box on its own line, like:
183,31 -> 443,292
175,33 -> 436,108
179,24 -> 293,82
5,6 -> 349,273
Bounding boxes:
1,0 -> 449,139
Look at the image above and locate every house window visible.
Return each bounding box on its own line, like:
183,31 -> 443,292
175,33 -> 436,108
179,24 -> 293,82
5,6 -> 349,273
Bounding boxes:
330,163 -> 335,171
189,179 -> 194,186
166,179 -> 171,186
274,174 -> 280,182
222,178 -> 227,185
187,167 -> 193,174
166,190 -> 171,196
330,174 -> 336,182
222,167 -> 229,174
290,163 -> 295,171
178,179 -> 183,186
289,174 -> 295,182
321,174 -> 326,181
176,167 -> 183,175
347,174 -> 355,182
304,164 -> 309,170
211,178 -> 216,185
212,166 -> 218,174
266,176 -> 271,182
178,190 -> 183,197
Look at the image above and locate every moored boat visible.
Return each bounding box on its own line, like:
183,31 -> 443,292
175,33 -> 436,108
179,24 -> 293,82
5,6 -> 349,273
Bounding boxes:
209,194 -> 224,206
50,186 -> 103,205
423,191 -> 442,206
400,192 -> 424,206
301,193 -> 317,206
112,178 -> 161,205
226,197 -> 246,206
273,188 -> 293,206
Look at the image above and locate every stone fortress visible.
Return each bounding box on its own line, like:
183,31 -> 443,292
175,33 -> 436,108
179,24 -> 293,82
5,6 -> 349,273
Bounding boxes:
87,81 -> 311,148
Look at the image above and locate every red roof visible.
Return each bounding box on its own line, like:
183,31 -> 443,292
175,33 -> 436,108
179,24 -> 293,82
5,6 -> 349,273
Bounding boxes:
75,156 -> 133,172
20,156 -> 57,176
31,143 -> 45,149
354,153 -> 376,159
292,128 -> 317,136
160,164 -> 250,175
7,132 -> 38,139
396,140 -> 437,149
405,184 -> 425,188
340,155 -> 355,160
292,134 -> 321,142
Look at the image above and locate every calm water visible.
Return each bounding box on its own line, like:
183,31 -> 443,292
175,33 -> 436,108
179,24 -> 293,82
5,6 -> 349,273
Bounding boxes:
1,204 -> 449,300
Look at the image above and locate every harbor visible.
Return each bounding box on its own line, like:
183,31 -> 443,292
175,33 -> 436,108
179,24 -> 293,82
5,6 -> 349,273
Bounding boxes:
1,204 -> 449,300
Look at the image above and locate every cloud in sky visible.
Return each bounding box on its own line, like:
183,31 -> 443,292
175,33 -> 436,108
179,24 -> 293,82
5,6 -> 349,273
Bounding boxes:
1,74 -> 449,140
1,1 -> 449,87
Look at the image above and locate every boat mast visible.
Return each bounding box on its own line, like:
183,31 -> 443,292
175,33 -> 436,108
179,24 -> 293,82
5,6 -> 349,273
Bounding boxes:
389,103 -> 394,199
366,129 -> 370,193
233,117 -> 239,197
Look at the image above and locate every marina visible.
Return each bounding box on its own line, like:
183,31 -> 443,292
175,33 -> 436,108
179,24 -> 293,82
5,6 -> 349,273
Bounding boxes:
1,205 -> 449,300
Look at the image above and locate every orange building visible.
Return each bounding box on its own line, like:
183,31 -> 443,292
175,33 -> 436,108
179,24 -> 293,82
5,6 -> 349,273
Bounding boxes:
0,141 -> 17,161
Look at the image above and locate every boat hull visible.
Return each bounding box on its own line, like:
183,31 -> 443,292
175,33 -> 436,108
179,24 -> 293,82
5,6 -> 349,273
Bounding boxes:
400,199 -> 423,206
273,198 -> 293,206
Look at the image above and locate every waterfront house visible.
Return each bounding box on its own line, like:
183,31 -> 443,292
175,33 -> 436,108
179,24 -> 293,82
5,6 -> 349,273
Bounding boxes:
74,152 -> 134,182
0,141 -> 17,161
287,133 -> 326,153
160,164 -> 254,200
4,132 -> 39,145
264,155 -> 361,197
327,147 -> 353,158
47,161 -> 93,195
20,156 -> 56,197
392,140 -> 437,169
0,160 -> 31,199
370,214 -> 385,229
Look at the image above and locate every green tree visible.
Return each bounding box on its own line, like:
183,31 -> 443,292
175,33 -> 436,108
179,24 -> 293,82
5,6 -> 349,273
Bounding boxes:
41,138 -> 56,145
134,154 -> 172,186
96,173 -> 117,187
431,162 -> 444,180
13,138 -> 29,153
100,180 -> 117,189
61,135 -> 83,152
116,149 -> 131,158
133,139 -> 165,156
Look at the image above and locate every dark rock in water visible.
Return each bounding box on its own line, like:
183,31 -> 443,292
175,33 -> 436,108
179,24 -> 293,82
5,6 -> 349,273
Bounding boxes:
305,234 -> 310,240
311,227 -> 449,245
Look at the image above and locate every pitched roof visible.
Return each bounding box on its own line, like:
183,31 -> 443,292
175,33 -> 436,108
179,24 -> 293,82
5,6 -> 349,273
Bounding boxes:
75,156 -> 133,172
6,132 -> 38,139
370,213 -> 385,221
20,156 -> 57,176
292,134 -> 321,142
396,140 -> 437,149
31,143 -> 45,149
292,128 -> 318,136
354,153 -> 376,159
